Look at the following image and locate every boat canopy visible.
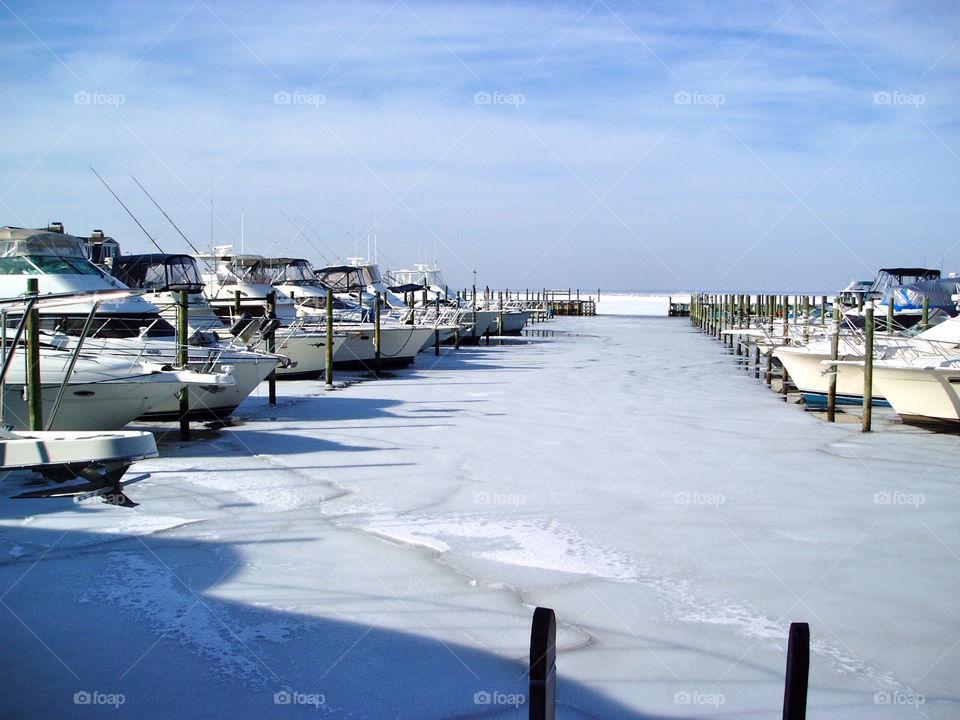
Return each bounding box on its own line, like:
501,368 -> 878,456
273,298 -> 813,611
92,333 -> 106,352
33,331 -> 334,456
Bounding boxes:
868,268 -> 941,297
315,265 -> 367,293
880,276 -> 960,313
386,265 -> 447,289
112,254 -> 205,293
0,227 -> 104,276
261,258 -> 318,285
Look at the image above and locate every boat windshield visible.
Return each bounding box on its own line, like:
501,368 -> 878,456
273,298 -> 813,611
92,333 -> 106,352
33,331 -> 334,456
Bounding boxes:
0,254 -> 103,276
230,259 -> 273,285
315,267 -> 366,292
265,259 -> 316,285
113,256 -> 204,292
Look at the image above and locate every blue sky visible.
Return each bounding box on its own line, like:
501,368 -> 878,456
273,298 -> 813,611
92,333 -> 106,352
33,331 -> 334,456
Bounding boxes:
0,1 -> 958,292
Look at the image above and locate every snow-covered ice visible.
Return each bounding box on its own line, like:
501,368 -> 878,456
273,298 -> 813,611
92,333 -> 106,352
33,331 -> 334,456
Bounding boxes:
1,316 -> 957,718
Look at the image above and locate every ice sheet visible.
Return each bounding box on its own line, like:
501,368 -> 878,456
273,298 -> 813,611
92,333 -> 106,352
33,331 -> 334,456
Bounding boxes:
1,316 -> 957,718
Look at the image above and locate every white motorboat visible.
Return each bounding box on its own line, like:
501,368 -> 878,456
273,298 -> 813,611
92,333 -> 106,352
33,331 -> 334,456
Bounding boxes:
0,226 -> 264,422
870,359 -> 960,427
194,249 -> 347,379
2,426 -> 157,506
774,313 -> 960,408
0,348 -> 209,431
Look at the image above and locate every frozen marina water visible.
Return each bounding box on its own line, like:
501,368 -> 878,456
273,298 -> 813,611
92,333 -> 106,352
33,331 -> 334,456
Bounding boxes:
1,316 -> 957,718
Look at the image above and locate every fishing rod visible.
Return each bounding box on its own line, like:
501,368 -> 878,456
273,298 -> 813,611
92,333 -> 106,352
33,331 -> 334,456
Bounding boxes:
131,176 -> 204,256
88,166 -> 164,253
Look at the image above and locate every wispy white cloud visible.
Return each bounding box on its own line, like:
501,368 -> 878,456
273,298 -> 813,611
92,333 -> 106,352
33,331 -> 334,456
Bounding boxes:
0,0 -> 957,290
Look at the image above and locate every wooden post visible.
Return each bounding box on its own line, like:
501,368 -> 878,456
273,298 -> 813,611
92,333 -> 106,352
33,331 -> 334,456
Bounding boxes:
325,288 -> 334,386
498,291 -> 504,337
266,291 -> 277,405
820,295 -> 827,326
455,291 -> 461,349
886,297 -> 894,334
827,305 -> 840,422
862,302 -> 874,432
434,296 -> 440,356
25,278 -> 43,432
754,294 -> 761,379
177,289 -> 190,438
922,296 -> 929,331
233,289 -> 241,319
471,284 -> 477,341
782,622 -> 810,720
781,295 -> 790,396
374,291 -> 382,376
766,295 -> 774,386
803,296 -> 810,344
529,607 -> 557,720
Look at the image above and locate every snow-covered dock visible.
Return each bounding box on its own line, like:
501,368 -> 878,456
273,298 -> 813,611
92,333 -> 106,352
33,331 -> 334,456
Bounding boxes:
1,316 -> 957,718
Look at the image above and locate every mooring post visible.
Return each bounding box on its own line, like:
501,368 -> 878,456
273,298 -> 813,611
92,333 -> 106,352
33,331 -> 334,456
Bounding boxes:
529,607 -> 557,720
472,284 -> 477,341
498,291 -> 504,338
754,294 -> 762,379
782,622 -> 810,720
434,295 -> 440,356
862,302 -> 874,432
325,288 -> 334,386
374,291 -> 382,376
803,296 -> 810,344
455,291 -> 462,349
820,295 -> 827,326
781,295 -> 790,396
266,290 -> 277,406
26,278 -> 43,431
827,305 -> 840,422
922,296 -> 929,331
886,298 -> 894,334
233,289 -> 241,320
766,295 -> 774,386
177,289 -> 190,439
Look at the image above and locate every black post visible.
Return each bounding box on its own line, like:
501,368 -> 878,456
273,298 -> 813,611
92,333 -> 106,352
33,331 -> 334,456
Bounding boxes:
325,288 -> 334,386
26,278 -> 42,431
782,622 -> 810,720
529,607 -> 557,720
177,289 -> 190,439
266,291 -> 277,405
